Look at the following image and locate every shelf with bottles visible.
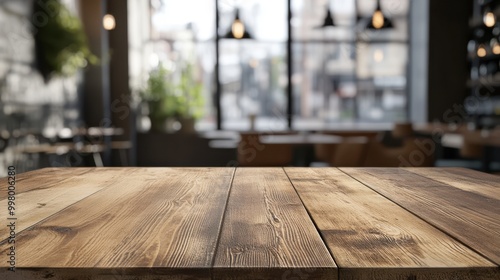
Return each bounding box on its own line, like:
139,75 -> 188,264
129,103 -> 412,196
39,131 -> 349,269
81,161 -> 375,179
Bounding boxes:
473,0 -> 499,22
468,0 -> 500,58
465,96 -> 500,129
467,75 -> 500,87
469,60 -> 500,80
467,29 -> 500,60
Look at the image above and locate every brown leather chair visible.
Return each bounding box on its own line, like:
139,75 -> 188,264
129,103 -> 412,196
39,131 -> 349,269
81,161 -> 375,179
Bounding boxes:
392,122 -> 414,138
330,137 -> 435,167
363,137 -> 435,167
328,137 -> 370,167
314,131 -> 378,165
458,129 -> 486,159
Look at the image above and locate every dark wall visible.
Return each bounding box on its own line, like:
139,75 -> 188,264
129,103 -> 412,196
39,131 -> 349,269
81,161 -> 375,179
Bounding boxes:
108,0 -> 133,165
427,0 -> 472,121
80,0 -> 105,127
80,0 -> 134,165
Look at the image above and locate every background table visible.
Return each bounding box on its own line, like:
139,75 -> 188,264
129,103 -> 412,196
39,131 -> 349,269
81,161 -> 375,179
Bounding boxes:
1,167 -> 499,279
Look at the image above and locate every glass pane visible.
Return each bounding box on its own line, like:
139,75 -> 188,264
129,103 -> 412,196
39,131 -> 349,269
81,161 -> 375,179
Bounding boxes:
356,43 -> 408,122
357,43 -> 408,78
356,0 -> 410,41
293,43 -> 357,130
292,0 -> 357,41
220,41 -> 287,130
357,0 -> 409,17
151,0 -> 216,41
356,85 -> 407,122
219,0 -> 287,42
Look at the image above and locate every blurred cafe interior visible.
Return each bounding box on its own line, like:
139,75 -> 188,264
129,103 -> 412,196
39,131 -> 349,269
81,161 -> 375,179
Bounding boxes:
1,0 -> 500,176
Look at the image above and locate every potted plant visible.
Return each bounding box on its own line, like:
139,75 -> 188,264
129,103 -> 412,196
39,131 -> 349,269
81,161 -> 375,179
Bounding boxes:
175,63 -> 204,133
142,63 -> 204,133
33,0 -> 98,82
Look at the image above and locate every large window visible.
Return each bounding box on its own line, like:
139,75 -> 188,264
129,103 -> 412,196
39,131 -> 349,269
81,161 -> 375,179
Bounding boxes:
150,0 -> 410,131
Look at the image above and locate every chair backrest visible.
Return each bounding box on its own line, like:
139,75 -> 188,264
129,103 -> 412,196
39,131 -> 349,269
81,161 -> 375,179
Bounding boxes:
392,122 -> 414,138
363,137 -> 435,167
316,132 -> 378,165
330,137 -> 370,167
460,132 -> 484,158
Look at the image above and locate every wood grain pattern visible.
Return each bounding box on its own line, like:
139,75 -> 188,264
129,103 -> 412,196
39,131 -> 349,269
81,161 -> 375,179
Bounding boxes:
0,168 -> 234,279
406,167 -> 500,199
340,167 -> 500,266
0,167 -> 92,200
0,168 -> 124,241
213,168 -> 337,280
285,168 -> 498,280
1,167 -> 498,279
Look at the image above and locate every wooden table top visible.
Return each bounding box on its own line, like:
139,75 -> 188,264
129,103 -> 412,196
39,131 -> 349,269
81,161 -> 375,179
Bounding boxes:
1,167 -> 499,279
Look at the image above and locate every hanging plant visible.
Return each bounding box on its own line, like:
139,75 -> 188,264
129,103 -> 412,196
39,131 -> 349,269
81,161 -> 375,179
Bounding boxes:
33,0 -> 98,82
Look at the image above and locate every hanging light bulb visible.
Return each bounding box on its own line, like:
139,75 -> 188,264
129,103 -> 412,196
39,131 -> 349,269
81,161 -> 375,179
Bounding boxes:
477,44 -> 487,57
491,38 -> 500,55
366,0 -> 393,30
232,19 -> 245,39
372,10 -> 384,29
484,11 -> 496,28
103,14 -> 116,30
225,9 -> 252,39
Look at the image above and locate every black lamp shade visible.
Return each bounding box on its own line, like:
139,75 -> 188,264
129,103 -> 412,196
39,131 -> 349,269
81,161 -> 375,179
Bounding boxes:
225,9 -> 253,39
366,0 -> 394,30
318,9 -> 335,28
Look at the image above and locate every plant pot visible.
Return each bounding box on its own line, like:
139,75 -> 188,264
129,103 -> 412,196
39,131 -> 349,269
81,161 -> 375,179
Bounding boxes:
178,118 -> 196,134
150,117 -> 178,133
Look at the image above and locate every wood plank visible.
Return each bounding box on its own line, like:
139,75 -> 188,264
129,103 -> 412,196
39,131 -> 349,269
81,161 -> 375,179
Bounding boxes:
0,167 -> 234,279
285,168 -> 498,280
340,167 -> 500,266
0,168 -> 125,241
406,167 -> 500,199
214,168 -> 337,280
0,167 -> 93,200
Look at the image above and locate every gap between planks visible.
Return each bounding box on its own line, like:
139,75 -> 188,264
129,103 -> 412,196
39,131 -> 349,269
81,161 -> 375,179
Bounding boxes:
282,166 -> 342,276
